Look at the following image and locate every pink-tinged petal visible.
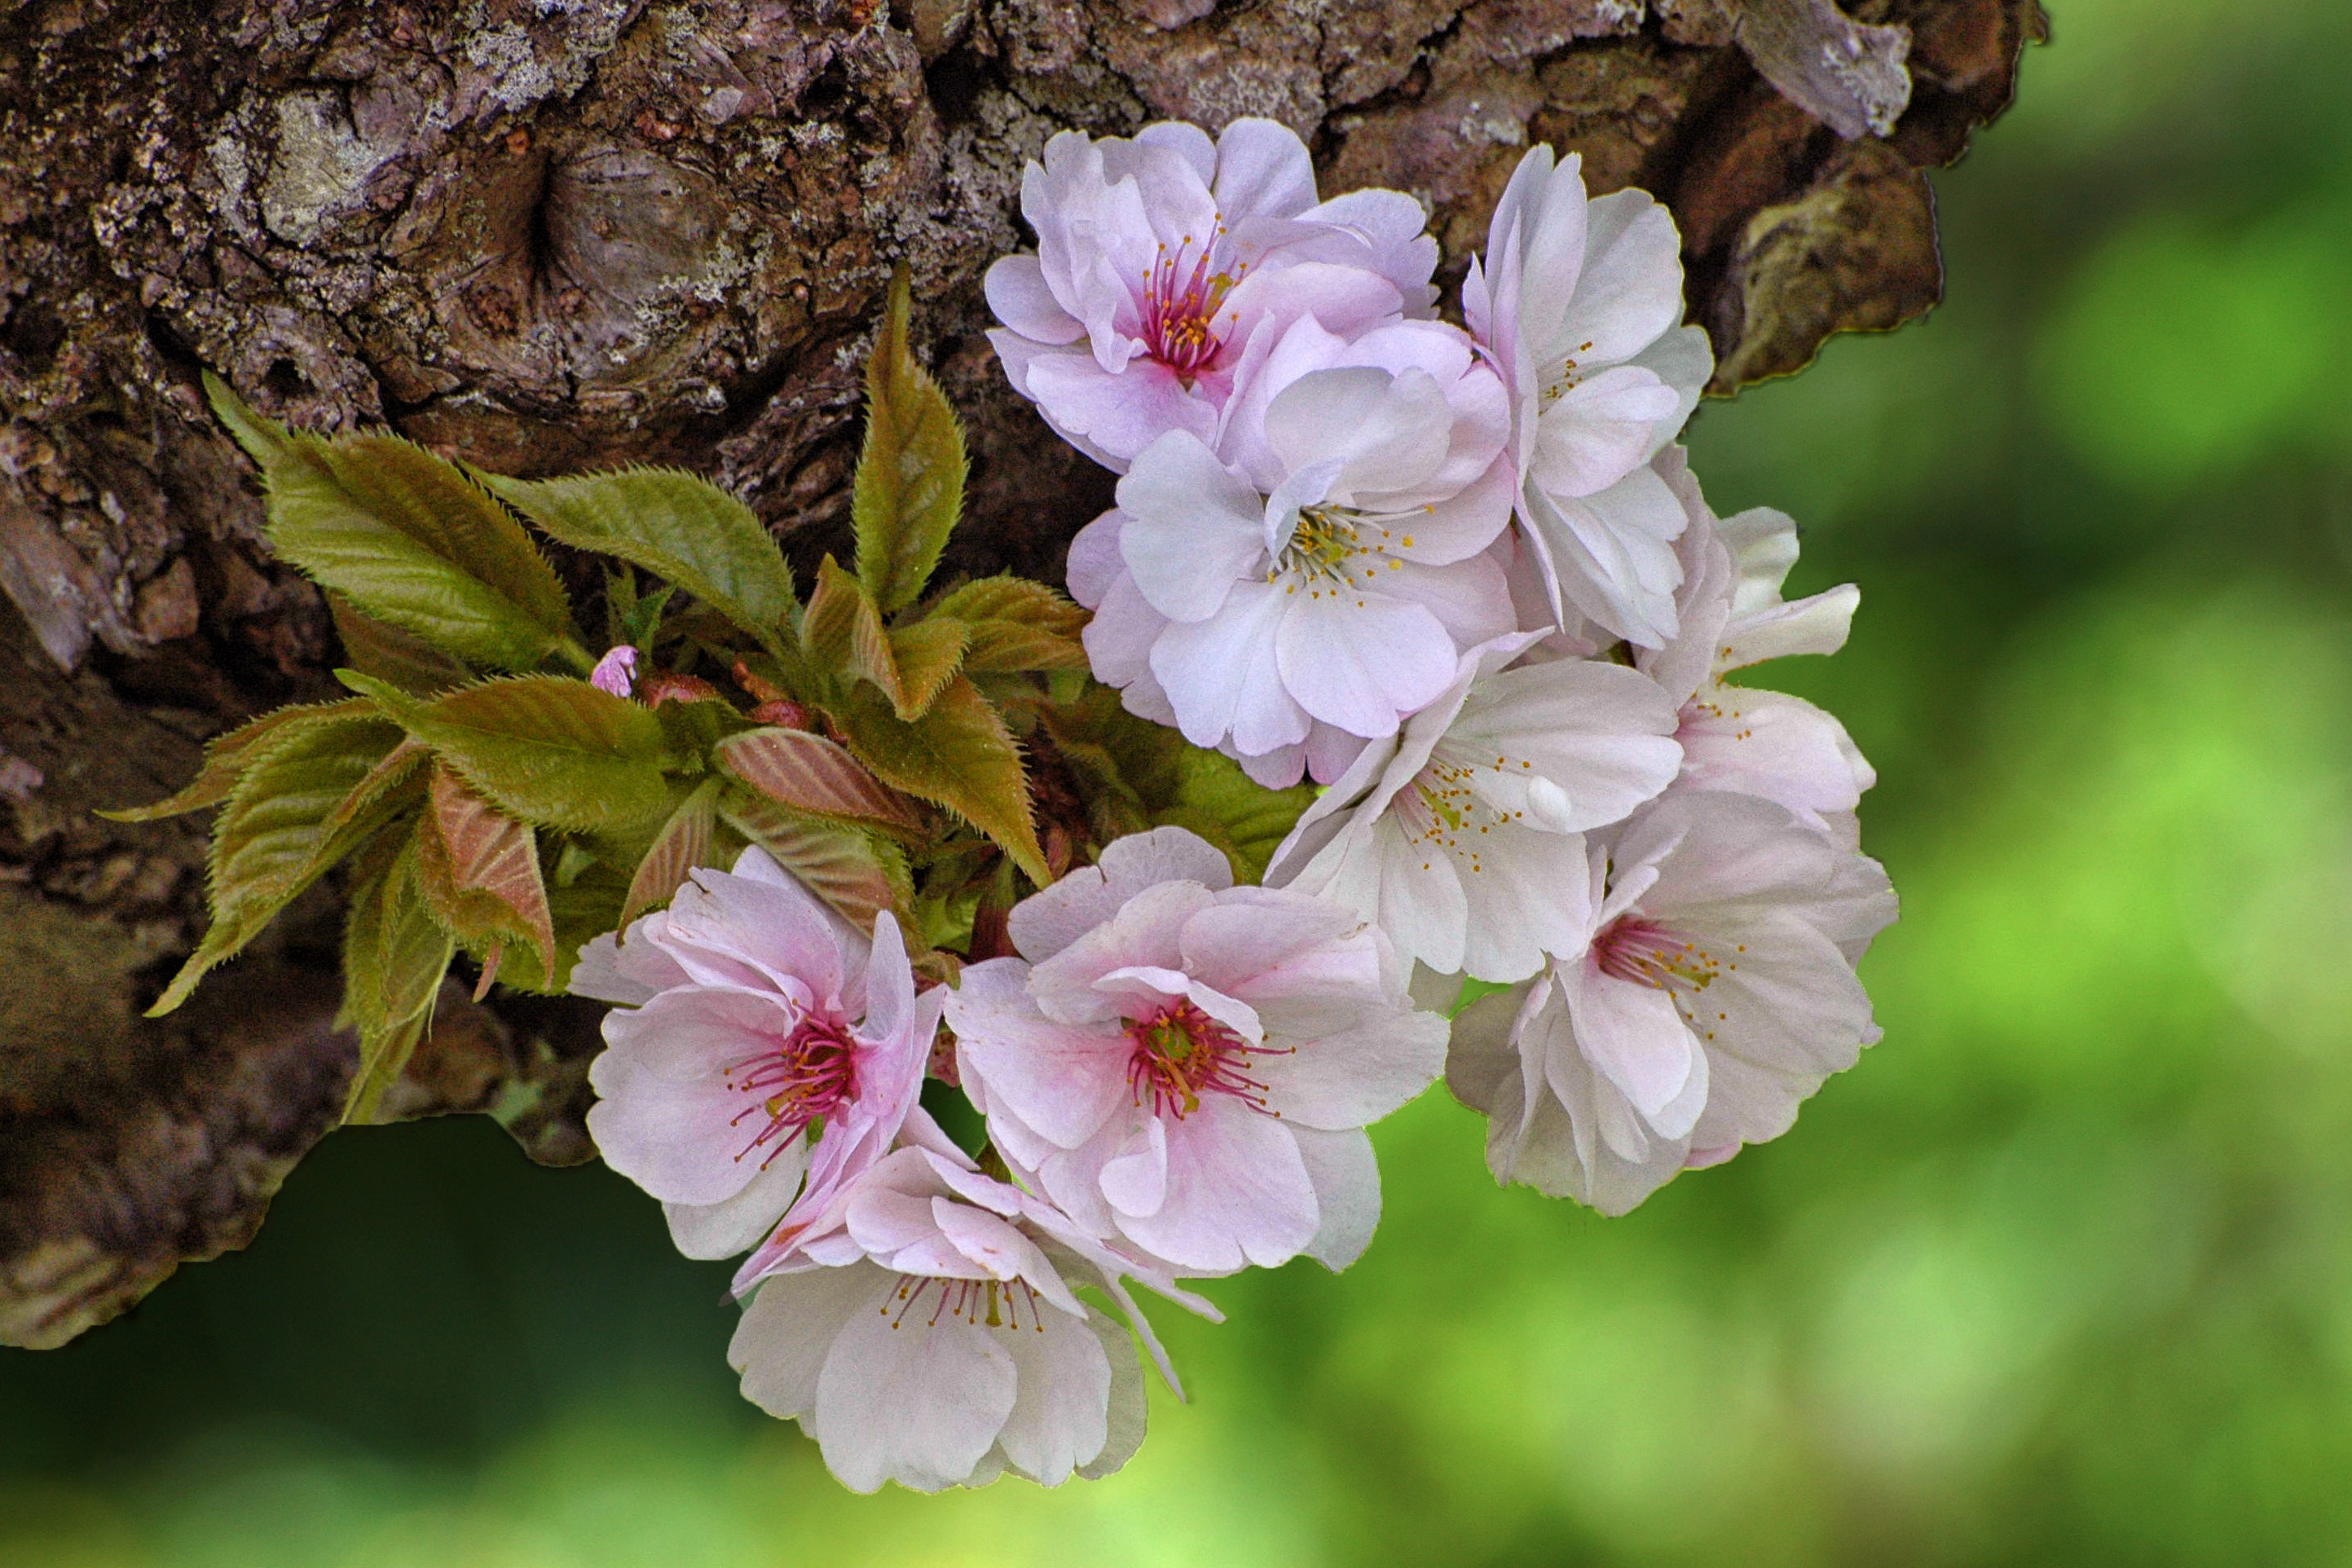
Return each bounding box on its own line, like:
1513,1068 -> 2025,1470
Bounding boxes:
1098,1115 -> 1170,1221
1556,188 -> 1687,368
813,1285 -> 1018,1493
1297,187 -> 1439,314
1522,463 -> 1688,650
1176,886 -> 1365,995
1007,825 -> 1234,965
1065,509 -> 1125,609
1115,433 -> 1267,622
1531,365 -> 1680,499
1117,1101 -> 1318,1271
1678,688 -> 1869,821
660,861 -> 853,1004
1232,738 -> 1306,788
1447,658 -> 1683,832
1384,551 -> 1517,649
1081,569 -> 1169,690
1263,365 -> 1453,501
1624,326 -> 1713,454
1526,997 -> 1693,1214
1257,1000 -> 1447,1130
732,1262 -> 886,1421
945,958 -> 1134,1151
1369,818 -> 1472,978
1210,117 -> 1318,221
588,644 -> 637,697
1275,588 -> 1456,738
1152,579 -> 1311,756
1558,961 -> 1705,1132
597,983 -> 803,1085
663,1136 -> 810,1260
588,1046 -> 774,1207
1455,826 -> 1598,984
1509,149 -> 1591,361
1074,1312 -> 1149,1480
1718,503 -> 1800,608
1724,583 -> 1860,667
570,916 -> 689,1004
985,253 -> 1086,345
1632,791 -> 1851,915
1024,350 -> 1218,470
1134,119 -> 1216,182
993,1301 -> 1116,1486
1293,1125 -> 1381,1271
1028,879 -> 1214,1020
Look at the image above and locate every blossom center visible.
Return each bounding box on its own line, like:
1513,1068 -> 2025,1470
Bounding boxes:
883,1275 -> 1047,1334
1271,506 -> 1414,601
1124,998 -> 1285,1119
725,1010 -> 857,1165
1592,914 -> 1720,992
1389,751 -> 1531,876
1141,238 -> 1241,379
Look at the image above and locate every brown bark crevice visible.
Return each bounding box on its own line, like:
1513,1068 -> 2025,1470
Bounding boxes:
0,0 -> 2041,1347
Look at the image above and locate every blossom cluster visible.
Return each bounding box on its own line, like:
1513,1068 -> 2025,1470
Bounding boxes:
572,119 -> 1895,1492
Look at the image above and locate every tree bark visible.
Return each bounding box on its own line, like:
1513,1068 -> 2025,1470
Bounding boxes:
0,0 -> 2038,1348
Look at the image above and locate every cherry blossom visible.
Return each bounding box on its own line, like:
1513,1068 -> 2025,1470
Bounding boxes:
729,1142 -> 1209,1492
1266,632 -> 1683,982
1636,448 -> 1876,841
1465,145 -> 1715,648
987,119 -> 1438,471
1066,321 -> 1517,781
588,643 -> 637,697
944,827 -> 1447,1274
573,847 -> 944,1261
1442,791 -> 1896,1215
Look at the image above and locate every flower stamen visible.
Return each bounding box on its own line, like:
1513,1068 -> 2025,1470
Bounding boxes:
724,1011 -> 857,1165
1124,998 -> 1289,1118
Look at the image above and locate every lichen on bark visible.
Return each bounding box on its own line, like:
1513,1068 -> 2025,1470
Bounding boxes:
0,0 -> 2041,1347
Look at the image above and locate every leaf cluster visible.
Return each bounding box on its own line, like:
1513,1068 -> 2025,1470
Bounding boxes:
119,270 -> 1315,1124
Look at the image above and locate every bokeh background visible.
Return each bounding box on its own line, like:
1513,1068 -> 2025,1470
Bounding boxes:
9,0 -> 2352,1560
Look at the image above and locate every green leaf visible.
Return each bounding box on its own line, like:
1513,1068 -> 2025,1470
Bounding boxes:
416,763 -> 557,980
830,676 -> 1047,884
852,267 -> 967,615
476,467 -> 795,654
719,788 -> 908,931
99,697 -> 375,822
1157,747 -> 1320,885
329,594 -> 471,695
712,726 -> 921,831
931,575 -> 1090,673
804,555 -> 899,699
148,711 -> 413,1015
367,675 -> 674,832
205,372 -> 576,671
888,618 -> 971,719
622,777 -> 723,926
341,838 -> 455,1123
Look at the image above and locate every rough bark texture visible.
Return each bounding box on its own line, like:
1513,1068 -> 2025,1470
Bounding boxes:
0,0 -> 2040,1348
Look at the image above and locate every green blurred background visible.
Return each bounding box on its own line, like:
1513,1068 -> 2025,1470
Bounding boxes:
11,0 -> 2352,1560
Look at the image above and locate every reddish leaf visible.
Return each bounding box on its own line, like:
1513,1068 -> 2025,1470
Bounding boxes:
713,726 -> 921,831
622,778 -> 722,925
419,763 -> 556,978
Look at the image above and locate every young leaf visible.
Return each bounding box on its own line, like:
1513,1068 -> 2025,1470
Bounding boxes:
364,675 -> 674,832
712,726 -> 922,831
829,676 -> 1048,883
931,575 -> 1090,673
205,375 -> 578,672
719,788 -> 908,931
99,697 -> 376,821
148,711 -> 414,1015
329,594 -> 471,695
416,763 -> 557,979
804,555 -> 900,703
341,839 -> 456,1123
476,468 -> 796,654
852,267 -> 966,615
622,777 -> 723,926
888,617 -> 971,718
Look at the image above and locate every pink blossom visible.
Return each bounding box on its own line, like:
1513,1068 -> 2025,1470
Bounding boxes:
588,644 -> 638,697
729,1141 -> 1212,1491
1637,448 -> 1875,842
986,119 -> 1438,471
1065,322 -> 1517,781
1465,146 -> 1715,647
944,828 -> 1447,1274
1267,631 -> 1683,982
573,847 -> 944,1261
1443,791 -> 1896,1215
